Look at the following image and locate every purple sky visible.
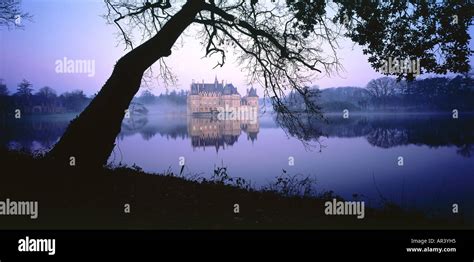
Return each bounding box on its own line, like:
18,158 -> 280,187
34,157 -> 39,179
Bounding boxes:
0,0 -> 472,97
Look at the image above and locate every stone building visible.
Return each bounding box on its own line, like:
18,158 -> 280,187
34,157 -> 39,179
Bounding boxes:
187,77 -> 258,114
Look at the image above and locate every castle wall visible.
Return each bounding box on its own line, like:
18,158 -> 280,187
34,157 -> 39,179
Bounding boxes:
188,82 -> 258,114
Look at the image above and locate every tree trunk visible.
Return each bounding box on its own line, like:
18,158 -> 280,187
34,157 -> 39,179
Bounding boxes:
47,0 -> 204,168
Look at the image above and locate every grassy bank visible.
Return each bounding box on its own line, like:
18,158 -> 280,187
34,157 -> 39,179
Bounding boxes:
0,148 -> 468,230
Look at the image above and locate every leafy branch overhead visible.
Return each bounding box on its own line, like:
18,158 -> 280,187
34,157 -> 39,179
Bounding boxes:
333,0 -> 473,80
0,0 -> 32,29
103,0 -> 472,118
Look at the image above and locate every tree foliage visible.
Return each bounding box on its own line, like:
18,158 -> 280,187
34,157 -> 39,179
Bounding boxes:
103,0 -> 472,124
16,79 -> 33,97
0,79 -> 9,96
333,0 -> 473,79
0,0 -> 31,29
37,86 -> 58,100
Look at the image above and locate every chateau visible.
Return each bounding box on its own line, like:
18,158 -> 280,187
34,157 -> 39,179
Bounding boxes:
187,77 -> 258,114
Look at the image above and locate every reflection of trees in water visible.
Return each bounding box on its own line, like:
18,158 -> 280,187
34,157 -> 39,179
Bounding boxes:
359,116 -> 474,156
274,112 -> 326,151
121,116 -> 185,141
275,112 -> 474,157
366,128 -> 409,148
2,113 -> 473,157
121,116 -> 148,133
118,116 -> 188,141
0,117 -> 70,152
457,144 -> 474,158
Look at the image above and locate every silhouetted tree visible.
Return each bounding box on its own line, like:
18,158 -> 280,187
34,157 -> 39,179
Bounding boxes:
0,79 -> 9,115
35,86 -> 58,112
15,79 -> 33,97
59,90 -> 89,112
47,0 -> 473,168
37,86 -> 57,100
335,0 -> 473,79
0,79 -> 8,96
366,77 -> 398,99
138,90 -> 156,104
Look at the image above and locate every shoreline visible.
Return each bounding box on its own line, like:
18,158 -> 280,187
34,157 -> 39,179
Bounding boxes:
0,148 -> 470,230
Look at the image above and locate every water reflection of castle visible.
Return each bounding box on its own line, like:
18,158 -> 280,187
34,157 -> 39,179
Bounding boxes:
187,116 -> 260,152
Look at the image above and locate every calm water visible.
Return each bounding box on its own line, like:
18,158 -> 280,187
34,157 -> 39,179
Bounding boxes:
1,112 -> 474,220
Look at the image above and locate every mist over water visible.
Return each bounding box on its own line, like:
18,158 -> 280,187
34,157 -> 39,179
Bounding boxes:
1,112 -> 473,221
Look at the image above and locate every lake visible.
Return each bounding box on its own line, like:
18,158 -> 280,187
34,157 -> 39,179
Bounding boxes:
1,111 -> 473,221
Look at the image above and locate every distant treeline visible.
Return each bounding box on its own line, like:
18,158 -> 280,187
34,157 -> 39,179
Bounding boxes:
3,75 -> 473,115
287,75 -> 474,112
0,79 -> 190,115
0,79 -> 91,115
133,90 -> 188,105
